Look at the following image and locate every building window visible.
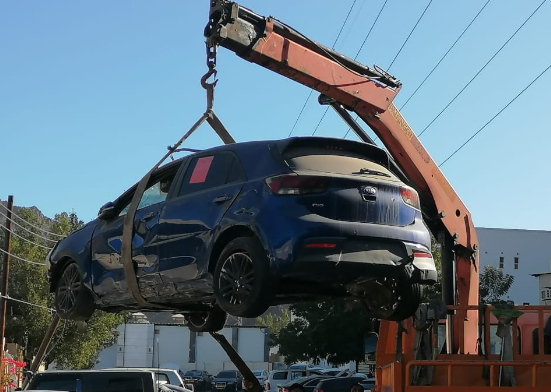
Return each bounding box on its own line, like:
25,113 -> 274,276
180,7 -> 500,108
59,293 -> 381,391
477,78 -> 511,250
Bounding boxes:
514,257 -> 519,269
499,256 -> 504,269
543,290 -> 551,300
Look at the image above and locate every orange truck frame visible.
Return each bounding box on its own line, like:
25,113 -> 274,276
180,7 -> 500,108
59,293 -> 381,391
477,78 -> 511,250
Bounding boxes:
204,1 -> 551,390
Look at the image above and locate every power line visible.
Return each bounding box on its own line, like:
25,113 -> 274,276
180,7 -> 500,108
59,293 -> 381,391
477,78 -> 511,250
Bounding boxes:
0,222 -> 53,251
288,0 -> 358,137
354,0 -> 390,59
0,203 -> 64,239
439,62 -> 551,167
0,209 -> 59,244
0,248 -> 46,266
0,293 -> 54,312
418,0 -> 547,138
399,0 -> 492,111
316,0 -> 392,136
388,0 -> 433,71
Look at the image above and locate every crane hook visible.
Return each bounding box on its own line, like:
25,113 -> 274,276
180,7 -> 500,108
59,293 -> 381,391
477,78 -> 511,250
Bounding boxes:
201,43 -> 218,111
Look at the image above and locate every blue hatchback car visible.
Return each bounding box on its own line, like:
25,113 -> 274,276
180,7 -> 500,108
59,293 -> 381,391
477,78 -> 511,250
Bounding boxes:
48,137 -> 436,331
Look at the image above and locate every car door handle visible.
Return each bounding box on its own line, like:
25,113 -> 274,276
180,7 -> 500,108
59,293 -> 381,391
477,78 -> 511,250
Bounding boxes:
213,194 -> 232,203
142,211 -> 156,221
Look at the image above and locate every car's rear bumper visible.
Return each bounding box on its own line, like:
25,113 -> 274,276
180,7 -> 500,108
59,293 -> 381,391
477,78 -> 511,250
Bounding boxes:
285,235 -> 437,284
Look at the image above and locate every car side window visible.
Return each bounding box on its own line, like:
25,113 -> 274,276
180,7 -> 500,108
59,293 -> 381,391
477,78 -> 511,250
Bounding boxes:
290,371 -> 305,380
272,372 -> 287,380
179,153 -> 244,197
119,174 -> 176,217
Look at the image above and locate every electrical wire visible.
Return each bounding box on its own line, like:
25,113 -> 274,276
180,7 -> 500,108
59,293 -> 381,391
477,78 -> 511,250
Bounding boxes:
354,0 -> 390,60
288,0 -> 358,137
399,0 -> 492,111
0,203 -> 64,239
439,62 -> 551,167
315,0 -> 391,136
0,222 -> 53,250
0,293 -> 54,312
0,248 -> 46,266
418,0 -> 547,138
387,0 -> 433,71
0,209 -> 59,244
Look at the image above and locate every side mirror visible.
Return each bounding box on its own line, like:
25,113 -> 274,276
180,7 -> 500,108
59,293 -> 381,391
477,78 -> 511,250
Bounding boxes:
98,202 -> 116,220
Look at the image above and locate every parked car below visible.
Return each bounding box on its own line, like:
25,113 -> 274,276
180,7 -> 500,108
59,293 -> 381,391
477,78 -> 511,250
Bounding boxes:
26,370 -> 158,392
253,370 -> 268,386
313,376 -> 367,392
265,368 -> 319,392
182,370 -> 213,391
214,370 -> 243,392
103,367 -> 184,387
277,375 -> 332,392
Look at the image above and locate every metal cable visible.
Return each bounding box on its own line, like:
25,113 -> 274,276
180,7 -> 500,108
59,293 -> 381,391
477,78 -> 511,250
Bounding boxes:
0,293 -> 54,312
288,0 -> 358,137
0,209 -> 59,244
388,0 -> 433,71
0,203 -> 64,238
439,62 -> 551,167
44,319 -> 67,360
0,248 -> 46,266
0,222 -> 53,250
418,0 -> 548,138
399,0 -> 492,111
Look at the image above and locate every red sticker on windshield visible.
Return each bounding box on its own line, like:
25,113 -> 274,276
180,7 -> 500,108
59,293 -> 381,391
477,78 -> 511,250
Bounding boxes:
189,156 -> 214,184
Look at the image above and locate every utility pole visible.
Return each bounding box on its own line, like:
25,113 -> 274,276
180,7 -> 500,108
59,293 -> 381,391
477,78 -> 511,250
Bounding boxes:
0,195 -> 14,364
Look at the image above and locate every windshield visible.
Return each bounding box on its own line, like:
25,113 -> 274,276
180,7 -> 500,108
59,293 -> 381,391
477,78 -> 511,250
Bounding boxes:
217,371 -> 236,378
185,371 -> 202,377
253,371 -> 263,376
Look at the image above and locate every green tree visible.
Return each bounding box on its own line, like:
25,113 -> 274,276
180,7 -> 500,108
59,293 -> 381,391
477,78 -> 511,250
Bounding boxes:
479,265 -> 514,304
3,208 -> 124,369
255,308 -> 291,345
274,299 -> 373,366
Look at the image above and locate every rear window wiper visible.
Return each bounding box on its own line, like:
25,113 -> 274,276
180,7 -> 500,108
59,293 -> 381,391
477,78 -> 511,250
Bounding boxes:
354,168 -> 391,177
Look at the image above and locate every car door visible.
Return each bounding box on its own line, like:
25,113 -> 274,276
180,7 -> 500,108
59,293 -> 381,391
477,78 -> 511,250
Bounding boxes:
90,165 -> 181,304
154,151 -> 246,298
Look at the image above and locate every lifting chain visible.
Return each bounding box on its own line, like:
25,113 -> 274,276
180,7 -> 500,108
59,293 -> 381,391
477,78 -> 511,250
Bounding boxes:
201,43 -> 218,111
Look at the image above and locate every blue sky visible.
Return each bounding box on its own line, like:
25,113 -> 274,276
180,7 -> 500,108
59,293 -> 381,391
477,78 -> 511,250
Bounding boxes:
1,0 -> 550,230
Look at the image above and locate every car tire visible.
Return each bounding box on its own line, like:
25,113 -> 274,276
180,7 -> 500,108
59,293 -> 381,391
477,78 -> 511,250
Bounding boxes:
213,237 -> 274,318
187,309 -> 227,332
387,280 -> 421,321
54,262 -> 95,320
362,272 -> 421,321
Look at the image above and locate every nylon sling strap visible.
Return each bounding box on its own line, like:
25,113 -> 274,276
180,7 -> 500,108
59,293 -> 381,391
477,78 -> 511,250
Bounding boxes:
120,42 -> 234,308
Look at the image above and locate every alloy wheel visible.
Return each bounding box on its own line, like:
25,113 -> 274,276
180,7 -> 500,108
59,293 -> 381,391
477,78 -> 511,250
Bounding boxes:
57,264 -> 82,313
218,252 -> 255,306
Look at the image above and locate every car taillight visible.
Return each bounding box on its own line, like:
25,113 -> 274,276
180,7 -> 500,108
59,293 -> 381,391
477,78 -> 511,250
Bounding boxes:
400,186 -> 420,210
265,174 -> 328,195
282,388 -> 289,392
413,251 -> 432,258
267,382 -> 271,390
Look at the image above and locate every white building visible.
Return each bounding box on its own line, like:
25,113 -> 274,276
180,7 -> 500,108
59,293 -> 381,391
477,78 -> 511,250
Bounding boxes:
477,227 -> 551,305
95,312 -> 270,374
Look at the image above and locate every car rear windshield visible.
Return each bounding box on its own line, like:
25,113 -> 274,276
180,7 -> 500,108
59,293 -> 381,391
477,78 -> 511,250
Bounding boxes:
186,371 -> 202,376
217,371 -> 236,378
282,144 -> 395,178
254,371 -> 263,376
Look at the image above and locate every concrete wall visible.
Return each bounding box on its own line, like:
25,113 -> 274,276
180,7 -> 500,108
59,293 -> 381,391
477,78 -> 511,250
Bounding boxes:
96,324 -> 269,375
477,227 -> 551,305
